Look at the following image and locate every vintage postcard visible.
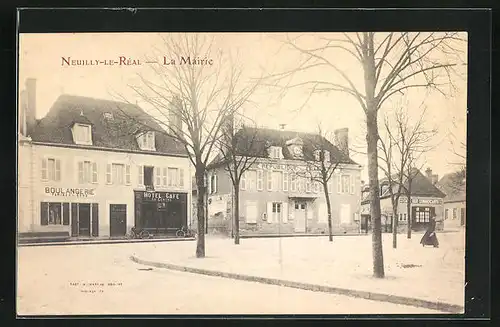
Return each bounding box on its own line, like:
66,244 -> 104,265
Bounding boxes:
17,30 -> 467,316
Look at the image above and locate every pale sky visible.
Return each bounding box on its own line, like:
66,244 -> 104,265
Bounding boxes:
19,32 -> 467,181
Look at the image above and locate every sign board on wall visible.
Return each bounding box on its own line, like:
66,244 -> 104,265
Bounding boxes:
44,187 -> 95,197
138,191 -> 187,203
399,197 -> 443,205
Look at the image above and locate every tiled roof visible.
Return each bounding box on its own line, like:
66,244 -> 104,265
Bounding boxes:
209,126 -> 358,167
436,171 -> 466,203
30,95 -> 187,156
361,168 -> 446,203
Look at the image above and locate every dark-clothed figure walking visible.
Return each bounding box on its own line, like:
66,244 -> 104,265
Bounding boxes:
420,214 -> 439,248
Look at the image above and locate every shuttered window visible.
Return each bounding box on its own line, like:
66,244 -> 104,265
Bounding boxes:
42,158 -> 61,181
245,201 -> 257,223
318,203 -> 328,223
340,204 -> 351,224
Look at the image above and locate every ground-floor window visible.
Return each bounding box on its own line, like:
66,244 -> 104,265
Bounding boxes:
41,202 -> 69,226
452,208 -> 457,219
414,206 -> 431,223
445,208 -> 449,220
272,202 -> 282,223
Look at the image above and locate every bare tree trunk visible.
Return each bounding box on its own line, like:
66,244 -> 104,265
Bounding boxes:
234,183 -> 240,245
366,108 -> 385,278
195,168 -> 206,258
392,202 -> 398,248
406,181 -> 412,239
323,183 -> 333,242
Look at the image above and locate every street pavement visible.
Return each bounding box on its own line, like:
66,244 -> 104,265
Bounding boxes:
17,240 -> 443,315
130,231 -> 466,309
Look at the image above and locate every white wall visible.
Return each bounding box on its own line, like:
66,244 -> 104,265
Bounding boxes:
19,143 -> 191,236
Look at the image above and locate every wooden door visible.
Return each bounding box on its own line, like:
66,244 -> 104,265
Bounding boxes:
294,201 -> 306,232
110,204 -> 127,237
78,204 -> 91,236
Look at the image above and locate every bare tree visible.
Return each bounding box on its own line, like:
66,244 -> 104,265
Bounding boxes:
112,34 -> 263,258
216,115 -> 270,245
378,106 -> 438,248
268,32 -> 465,278
294,126 -> 341,241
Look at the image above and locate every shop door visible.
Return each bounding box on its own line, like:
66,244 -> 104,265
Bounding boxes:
294,201 -> 306,233
78,204 -> 91,236
110,204 -> 127,237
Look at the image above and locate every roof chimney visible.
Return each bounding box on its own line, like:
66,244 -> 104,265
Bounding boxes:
334,128 -> 349,157
431,174 -> 439,185
425,167 -> 432,179
19,90 -> 27,136
279,124 -> 286,131
25,78 -> 37,136
169,95 -> 183,131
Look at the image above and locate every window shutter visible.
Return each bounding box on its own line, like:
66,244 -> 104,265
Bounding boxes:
207,175 -> 212,194
63,203 -> 70,225
283,172 -> 289,191
125,165 -> 131,185
138,165 -> 144,186
40,202 -> 48,225
318,203 -> 328,223
155,167 -> 161,186
55,159 -> 61,181
92,162 -> 98,183
91,203 -> 99,237
266,202 -> 273,223
257,170 -> 263,191
41,158 -> 48,180
240,172 -> 246,191
78,161 -> 84,183
214,175 -> 218,193
337,175 -> 342,193
267,171 -> 273,191
106,164 -> 112,184
350,175 -> 355,194
161,168 -> 167,186
179,169 -> 184,188
282,202 -> 288,223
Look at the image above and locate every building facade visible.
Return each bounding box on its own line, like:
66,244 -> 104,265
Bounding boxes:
17,79 -> 192,239
437,170 -> 466,230
205,127 -> 363,236
360,168 -> 446,233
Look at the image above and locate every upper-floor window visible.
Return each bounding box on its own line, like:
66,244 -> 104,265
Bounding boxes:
137,131 -> 156,151
314,150 -> 331,162
78,160 -> 98,184
269,146 -> 283,159
41,157 -> 61,181
72,123 -> 92,145
106,163 -> 131,185
338,174 -> 355,194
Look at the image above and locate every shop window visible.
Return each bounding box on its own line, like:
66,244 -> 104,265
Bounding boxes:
40,202 -> 69,226
415,207 -> 431,223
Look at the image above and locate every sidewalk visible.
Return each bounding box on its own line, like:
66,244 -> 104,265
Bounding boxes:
130,231 -> 465,313
18,236 -> 195,247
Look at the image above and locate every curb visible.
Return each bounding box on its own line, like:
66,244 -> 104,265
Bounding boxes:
240,233 -> 370,239
18,237 -> 195,247
130,255 -> 464,314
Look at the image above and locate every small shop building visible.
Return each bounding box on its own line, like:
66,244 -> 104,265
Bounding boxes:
437,170 -> 466,230
360,167 -> 446,233
205,127 -> 363,236
17,78 -> 192,240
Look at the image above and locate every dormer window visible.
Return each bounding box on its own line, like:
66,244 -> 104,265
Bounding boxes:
72,123 -> 92,145
269,146 -> 283,159
137,131 -> 156,151
314,149 -> 331,162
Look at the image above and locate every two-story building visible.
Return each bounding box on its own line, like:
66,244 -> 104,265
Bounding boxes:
17,78 -> 192,240
205,126 -> 363,236
360,167 -> 446,233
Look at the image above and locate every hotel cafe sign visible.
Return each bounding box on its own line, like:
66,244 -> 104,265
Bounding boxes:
44,187 -> 95,198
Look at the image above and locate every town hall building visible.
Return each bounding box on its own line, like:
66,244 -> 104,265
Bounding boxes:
204,126 -> 363,236
17,78 -> 192,241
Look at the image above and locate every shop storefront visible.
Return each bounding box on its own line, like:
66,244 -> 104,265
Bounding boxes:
134,190 -> 188,235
